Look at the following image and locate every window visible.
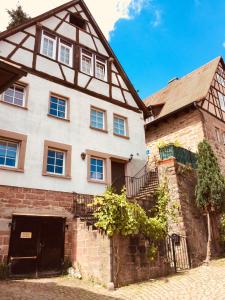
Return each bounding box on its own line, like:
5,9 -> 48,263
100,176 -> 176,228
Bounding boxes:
0,129 -> 27,172
49,94 -> 69,120
41,31 -> 56,59
2,83 -> 26,107
90,157 -> 104,181
215,127 -> 221,143
223,133 -> 225,145
81,49 -> 93,75
43,140 -> 72,178
47,149 -> 65,175
217,74 -> 225,87
90,107 -> 106,130
69,14 -> 86,30
95,56 -> 107,81
0,140 -> 18,168
113,115 -> 128,137
218,92 -> 225,111
59,40 -> 73,66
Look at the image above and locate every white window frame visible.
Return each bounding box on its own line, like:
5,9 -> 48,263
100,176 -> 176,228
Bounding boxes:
40,31 -> 57,59
217,74 -> 225,87
80,49 -> 94,76
113,115 -> 127,136
58,39 -> 73,67
95,56 -> 107,81
90,156 -> 105,181
49,94 -> 68,119
46,148 -> 65,176
223,132 -> 225,146
0,139 -> 19,168
90,107 -> 105,130
218,92 -> 225,111
2,83 -> 26,107
215,127 -> 221,143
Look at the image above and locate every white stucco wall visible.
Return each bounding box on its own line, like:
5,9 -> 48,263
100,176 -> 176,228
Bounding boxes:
0,74 -> 146,195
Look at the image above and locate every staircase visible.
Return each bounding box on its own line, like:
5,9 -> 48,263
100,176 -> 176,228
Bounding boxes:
74,163 -> 160,223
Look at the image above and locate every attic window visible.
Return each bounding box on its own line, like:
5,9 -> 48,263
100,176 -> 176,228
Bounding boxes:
69,14 -> 86,30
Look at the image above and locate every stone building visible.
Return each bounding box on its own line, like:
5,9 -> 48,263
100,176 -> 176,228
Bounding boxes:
144,56 -> 225,264
145,56 -> 225,175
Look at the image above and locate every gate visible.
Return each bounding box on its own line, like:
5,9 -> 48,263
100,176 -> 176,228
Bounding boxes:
166,234 -> 191,272
8,215 -> 65,277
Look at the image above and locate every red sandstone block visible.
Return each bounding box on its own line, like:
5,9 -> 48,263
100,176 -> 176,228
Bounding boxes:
31,189 -> 46,195
3,236 -> 9,244
15,193 -> 25,199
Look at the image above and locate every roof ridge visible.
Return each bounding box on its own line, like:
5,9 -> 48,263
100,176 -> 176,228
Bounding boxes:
144,56 -> 221,104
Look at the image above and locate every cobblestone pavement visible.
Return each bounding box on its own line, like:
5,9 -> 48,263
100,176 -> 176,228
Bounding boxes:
1,259 -> 225,300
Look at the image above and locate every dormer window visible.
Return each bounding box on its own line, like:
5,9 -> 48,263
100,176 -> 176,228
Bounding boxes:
69,13 -> 86,30
58,39 -> 73,66
95,56 -> 107,81
41,31 -> 56,59
81,49 -> 93,76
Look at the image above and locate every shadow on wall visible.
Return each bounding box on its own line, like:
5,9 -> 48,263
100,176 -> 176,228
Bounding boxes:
0,279 -> 122,300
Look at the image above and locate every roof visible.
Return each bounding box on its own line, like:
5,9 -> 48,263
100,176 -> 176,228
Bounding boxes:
0,0 -> 148,116
144,56 -> 222,121
0,59 -> 27,94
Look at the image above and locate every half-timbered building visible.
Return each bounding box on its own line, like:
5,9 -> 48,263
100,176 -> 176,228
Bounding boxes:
145,56 -> 225,175
0,0 -> 148,283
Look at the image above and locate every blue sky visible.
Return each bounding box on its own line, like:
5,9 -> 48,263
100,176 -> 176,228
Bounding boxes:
109,0 -> 225,100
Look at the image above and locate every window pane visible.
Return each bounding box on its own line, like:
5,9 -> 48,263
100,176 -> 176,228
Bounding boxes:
49,96 -> 66,119
90,158 -> 104,180
6,158 -> 16,167
47,149 -> 64,175
90,109 -> 104,129
0,140 -> 18,168
114,117 -> 125,135
3,84 -> 24,107
81,54 -> 92,75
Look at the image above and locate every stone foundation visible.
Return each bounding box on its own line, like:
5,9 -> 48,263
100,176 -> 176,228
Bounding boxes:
112,235 -> 171,287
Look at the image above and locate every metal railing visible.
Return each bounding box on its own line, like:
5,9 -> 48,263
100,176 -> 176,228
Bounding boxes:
112,163 -> 159,198
159,145 -> 197,169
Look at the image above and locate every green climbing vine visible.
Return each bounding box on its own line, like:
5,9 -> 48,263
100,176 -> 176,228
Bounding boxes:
91,187 -> 166,240
90,183 -> 172,261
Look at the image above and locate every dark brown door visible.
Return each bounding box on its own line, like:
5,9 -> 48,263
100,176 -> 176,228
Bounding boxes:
8,216 -> 65,277
111,161 -> 126,194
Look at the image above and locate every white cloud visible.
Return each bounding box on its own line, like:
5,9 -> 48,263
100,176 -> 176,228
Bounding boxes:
151,9 -> 161,28
222,42 -> 225,48
0,0 -> 150,40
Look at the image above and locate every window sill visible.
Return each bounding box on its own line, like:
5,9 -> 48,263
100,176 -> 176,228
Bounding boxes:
0,166 -> 24,172
87,178 -> 107,185
113,133 -> 130,140
43,172 -> 71,179
79,70 -> 108,83
90,126 -> 108,133
47,113 -> 70,122
0,100 -> 28,110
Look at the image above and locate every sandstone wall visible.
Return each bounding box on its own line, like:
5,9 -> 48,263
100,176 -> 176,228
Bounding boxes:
202,110 -> 225,176
158,159 -> 207,266
146,109 -> 205,163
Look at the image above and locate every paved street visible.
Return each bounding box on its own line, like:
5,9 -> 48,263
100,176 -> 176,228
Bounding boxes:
1,259 -> 225,300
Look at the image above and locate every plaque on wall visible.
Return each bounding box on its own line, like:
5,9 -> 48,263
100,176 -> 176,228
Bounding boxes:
20,232 -> 32,239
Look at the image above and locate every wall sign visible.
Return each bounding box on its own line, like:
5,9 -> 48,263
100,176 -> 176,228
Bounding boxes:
20,232 -> 32,239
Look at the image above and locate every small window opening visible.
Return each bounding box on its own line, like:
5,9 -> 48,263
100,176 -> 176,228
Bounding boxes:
69,14 -> 86,30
